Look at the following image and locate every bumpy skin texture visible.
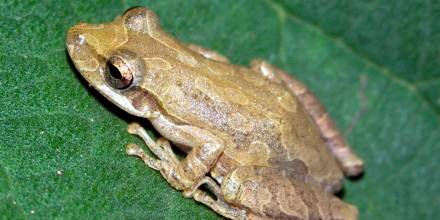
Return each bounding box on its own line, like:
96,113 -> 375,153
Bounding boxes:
66,7 -> 362,220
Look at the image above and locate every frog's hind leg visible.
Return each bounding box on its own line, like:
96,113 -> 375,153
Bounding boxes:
250,59 -> 363,176
222,166 -> 358,220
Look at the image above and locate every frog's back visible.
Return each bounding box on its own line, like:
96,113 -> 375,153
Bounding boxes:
145,50 -> 343,189
212,62 -> 342,189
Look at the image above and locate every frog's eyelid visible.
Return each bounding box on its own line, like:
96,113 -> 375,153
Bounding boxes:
122,7 -> 161,35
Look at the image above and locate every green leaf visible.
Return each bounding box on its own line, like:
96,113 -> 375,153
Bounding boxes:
1,0 -> 438,219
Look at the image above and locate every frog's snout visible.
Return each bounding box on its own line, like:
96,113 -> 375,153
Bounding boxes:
66,23 -> 107,87
66,23 -> 91,47
66,23 -> 93,57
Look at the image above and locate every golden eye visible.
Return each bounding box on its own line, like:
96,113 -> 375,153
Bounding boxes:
105,56 -> 133,89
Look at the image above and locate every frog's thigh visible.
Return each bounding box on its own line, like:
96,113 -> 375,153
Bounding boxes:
127,119 -> 225,191
222,166 -> 358,220
186,43 -> 230,63
250,59 -> 363,177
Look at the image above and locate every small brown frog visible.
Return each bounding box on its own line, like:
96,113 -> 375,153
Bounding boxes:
66,7 -> 363,220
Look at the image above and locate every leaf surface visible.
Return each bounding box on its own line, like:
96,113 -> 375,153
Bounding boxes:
0,0 -> 438,219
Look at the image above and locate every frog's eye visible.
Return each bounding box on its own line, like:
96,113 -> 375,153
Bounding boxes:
105,56 -> 133,89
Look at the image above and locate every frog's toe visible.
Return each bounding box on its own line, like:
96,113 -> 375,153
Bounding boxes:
126,143 -> 142,156
127,122 -> 179,164
126,143 -> 163,170
343,159 -> 364,177
127,122 -> 142,134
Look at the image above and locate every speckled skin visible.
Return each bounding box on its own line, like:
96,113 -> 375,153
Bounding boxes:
66,7 -> 361,220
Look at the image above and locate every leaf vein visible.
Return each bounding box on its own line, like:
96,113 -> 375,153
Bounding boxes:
267,0 -> 440,121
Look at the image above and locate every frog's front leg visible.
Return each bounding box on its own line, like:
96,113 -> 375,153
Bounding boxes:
251,59 -> 364,177
126,117 -> 224,193
222,166 -> 358,220
127,123 -> 178,166
126,121 -> 248,219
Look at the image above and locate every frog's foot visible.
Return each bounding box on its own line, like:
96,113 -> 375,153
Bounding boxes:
127,122 -> 192,190
186,43 -> 230,63
126,143 -> 164,170
250,59 -> 364,176
127,123 -> 178,164
185,177 -> 247,220
126,122 -> 243,219
126,122 -> 225,193
126,141 -> 188,190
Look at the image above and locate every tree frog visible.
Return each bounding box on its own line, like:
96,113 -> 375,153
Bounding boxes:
66,7 -> 363,220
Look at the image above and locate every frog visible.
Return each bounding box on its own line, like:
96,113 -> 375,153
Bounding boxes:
66,7 -> 364,220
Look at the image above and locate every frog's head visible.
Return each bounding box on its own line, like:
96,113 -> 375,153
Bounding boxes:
66,7 -> 163,118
